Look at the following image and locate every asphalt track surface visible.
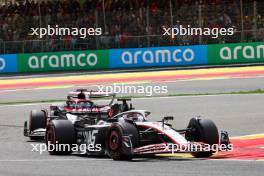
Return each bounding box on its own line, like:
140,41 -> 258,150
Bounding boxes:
0,94 -> 264,176
0,70 -> 264,176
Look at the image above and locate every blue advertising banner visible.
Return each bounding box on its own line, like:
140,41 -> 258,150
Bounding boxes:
109,45 -> 207,68
0,54 -> 17,73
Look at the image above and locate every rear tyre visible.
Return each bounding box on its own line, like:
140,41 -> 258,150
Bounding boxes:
106,122 -> 139,160
45,120 -> 75,155
29,110 -> 46,140
185,118 -> 219,158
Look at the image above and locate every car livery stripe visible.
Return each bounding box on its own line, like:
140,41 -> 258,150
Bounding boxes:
136,122 -> 188,145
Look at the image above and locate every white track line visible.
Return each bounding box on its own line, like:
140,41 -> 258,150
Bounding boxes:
0,158 -> 262,163
209,159 -> 264,162
0,158 -> 109,162
0,102 -> 61,108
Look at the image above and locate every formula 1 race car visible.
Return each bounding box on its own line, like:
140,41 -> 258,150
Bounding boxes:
24,89 -> 133,140
45,110 -> 231,160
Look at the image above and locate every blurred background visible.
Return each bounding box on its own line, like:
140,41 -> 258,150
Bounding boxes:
0,0 -> 263,54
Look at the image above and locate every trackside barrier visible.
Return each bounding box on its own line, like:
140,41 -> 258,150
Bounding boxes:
109,45 -> 208,68
0,42 -> 263,73
207,42 -> 264,65
16,50 -> 109,72
0,54 -> 17,73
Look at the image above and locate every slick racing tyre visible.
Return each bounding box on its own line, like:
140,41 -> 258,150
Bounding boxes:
45,120 -> 75,155
106,122 -> 139,160
185,118 -> 219,158
29,110 -> 46,140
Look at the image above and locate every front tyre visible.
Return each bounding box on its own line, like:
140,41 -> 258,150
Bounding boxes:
45,120 -> 75,155
185,118 -> 219,158
106,122 -> 139,160
29,110 -> 46,140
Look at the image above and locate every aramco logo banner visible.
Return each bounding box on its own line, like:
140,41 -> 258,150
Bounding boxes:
208,42 -> 264,64
0,54 -> 17,73
1,42 -> 264,74
109,45 -> 208,68
17,50 -> 109,72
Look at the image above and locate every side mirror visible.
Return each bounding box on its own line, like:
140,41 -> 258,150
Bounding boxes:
162,116 -> 174,129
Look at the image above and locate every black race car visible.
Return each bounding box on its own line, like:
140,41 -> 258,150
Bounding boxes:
45,109 -> 231,160
24,89 -> 132,140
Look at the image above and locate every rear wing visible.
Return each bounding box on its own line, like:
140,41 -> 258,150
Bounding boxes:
117,98 -> 131,101
67,89 -> 116,105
